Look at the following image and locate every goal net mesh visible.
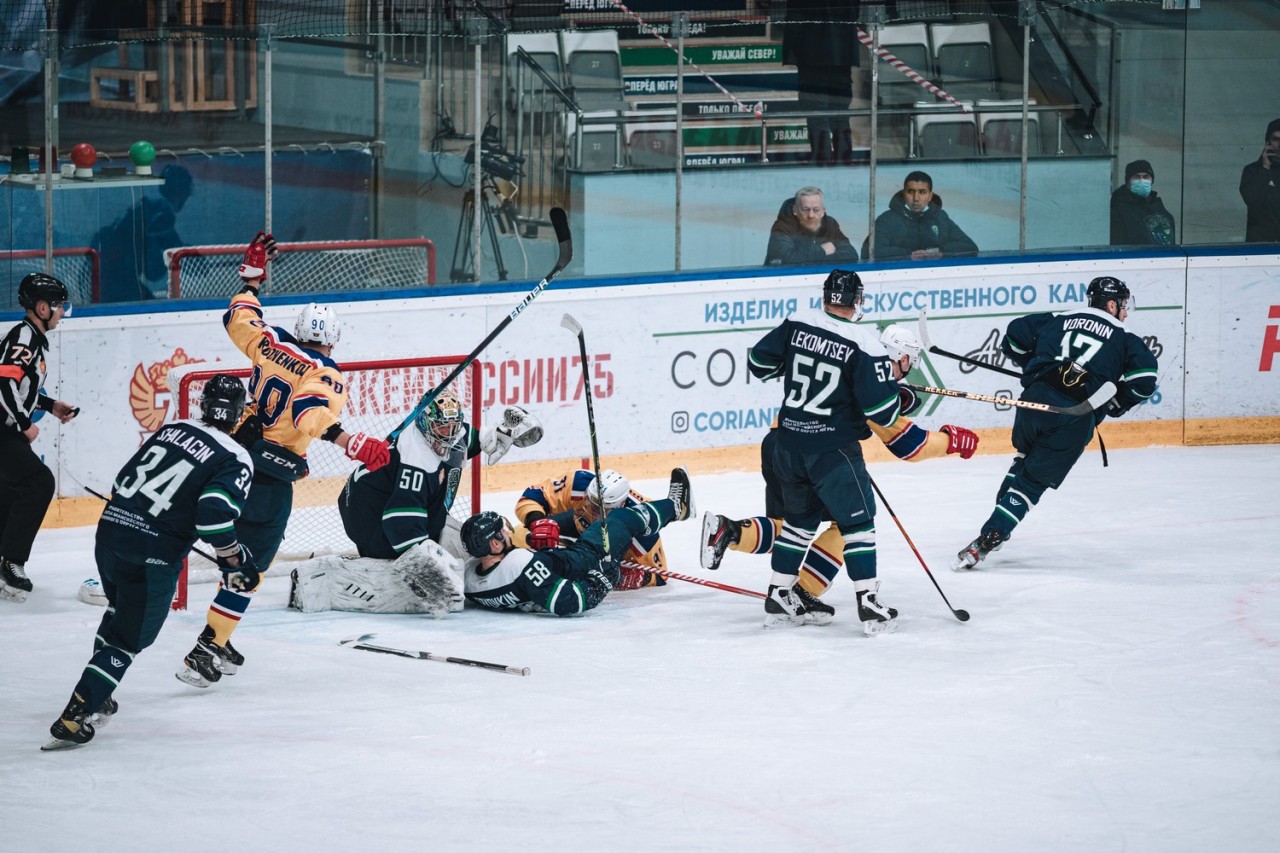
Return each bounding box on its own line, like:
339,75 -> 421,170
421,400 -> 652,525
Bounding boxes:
164,239 -> 436,299
170,355 -> 481,609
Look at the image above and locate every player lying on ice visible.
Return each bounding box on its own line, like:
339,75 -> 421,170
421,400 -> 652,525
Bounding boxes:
290,468 -> 695,617
512,466 -> 673,591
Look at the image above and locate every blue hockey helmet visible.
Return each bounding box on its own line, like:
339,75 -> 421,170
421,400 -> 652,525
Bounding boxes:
1087,276 -> 1130,311
823,269 -> 863,307
461,510 -> 508,558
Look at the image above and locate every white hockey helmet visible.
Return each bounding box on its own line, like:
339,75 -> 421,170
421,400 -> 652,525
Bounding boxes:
294,302 -> 341,348
585,469 -> 630,510
880,324 -> 922,370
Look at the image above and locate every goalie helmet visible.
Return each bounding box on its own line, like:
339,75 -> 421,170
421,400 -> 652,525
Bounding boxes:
585,469 -> 630,510
823,269 -> 863,307
880,324 -> 922,370
294,303 -> 341,348
1087,276 -> 1130,312
18,272 -> 71,313
461,510 -> 508,558
415,389 -> 467,455
199,373 -> 247,429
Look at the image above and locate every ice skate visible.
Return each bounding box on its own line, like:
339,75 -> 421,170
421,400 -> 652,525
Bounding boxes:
763,584 -> 807,628
793,586 -> 835,626
41,695 -> 95,751
700,512 -> 739,570
855,580 -> 897,636
0,558 -> 33,603
953,530 -> 1007,571
176,630 -> 224,688
90,696 -> 119,729
667,467 -> 696,521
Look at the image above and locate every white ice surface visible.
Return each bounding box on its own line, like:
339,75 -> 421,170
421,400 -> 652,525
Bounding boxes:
2,445 -> 1278,853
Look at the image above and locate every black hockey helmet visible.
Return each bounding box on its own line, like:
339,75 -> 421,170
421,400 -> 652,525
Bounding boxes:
1087,276 -> 1130,311
18,272 -> 70,312
823,269 -> 863,307
200,374 -> 247,429
461,510 -> 507,558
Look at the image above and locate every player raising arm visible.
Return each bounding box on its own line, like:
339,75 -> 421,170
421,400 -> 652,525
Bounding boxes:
43,375 -> 253,749
178,231 -> 391,688
953,276 -> 1158,570
747,271 -> 979,635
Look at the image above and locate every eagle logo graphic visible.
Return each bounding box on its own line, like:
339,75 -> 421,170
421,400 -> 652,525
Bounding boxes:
129,347 -> 205,437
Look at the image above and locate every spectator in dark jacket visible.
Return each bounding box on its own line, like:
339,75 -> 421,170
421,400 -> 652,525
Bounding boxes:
871,171 -> 977,261
1240,118 -> 1280,243
764,186 -> 860,266
1110,159 -> 1175,246
783,0 -> 861,164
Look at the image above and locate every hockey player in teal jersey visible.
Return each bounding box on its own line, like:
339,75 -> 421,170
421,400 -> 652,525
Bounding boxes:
460,468 -> 694,616
954,276 -> 1159,570
42,374 -> 255,750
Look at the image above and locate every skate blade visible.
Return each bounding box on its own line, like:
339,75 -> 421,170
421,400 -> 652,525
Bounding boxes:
0,585 -> 29,603
762,613 -> 807,629
175,668 -> 213,688
803,613 -> 834,627
863,618 -> 898,636
40,737 -> 87,752
952,552 -> 980,572
699,513 -> 717,570
214,660 -> 239,676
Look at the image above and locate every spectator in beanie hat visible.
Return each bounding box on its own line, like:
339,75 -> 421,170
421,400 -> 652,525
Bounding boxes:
1110,158 -> 1175,246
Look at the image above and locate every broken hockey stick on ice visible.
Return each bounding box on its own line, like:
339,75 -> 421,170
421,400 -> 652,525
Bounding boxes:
622,561 -> 766,599
916,310 -> 1022,378
904,381 -> 1117,416
387,206 -> 573,444
340,634 -> 530,676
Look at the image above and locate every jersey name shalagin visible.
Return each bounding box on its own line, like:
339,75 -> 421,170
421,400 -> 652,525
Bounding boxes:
152,426 -> 216,464
255,338 -> 311,376
789,329 -> 854,362
1060,317 -> 1116,339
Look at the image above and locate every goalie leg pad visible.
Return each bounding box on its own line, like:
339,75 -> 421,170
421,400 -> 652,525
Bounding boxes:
395,540 -> 465,616
289,557 -> 341,613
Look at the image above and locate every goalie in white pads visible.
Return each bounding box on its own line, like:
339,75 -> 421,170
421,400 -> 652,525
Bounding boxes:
289,468 -> 696,618
338,389 -> 542,561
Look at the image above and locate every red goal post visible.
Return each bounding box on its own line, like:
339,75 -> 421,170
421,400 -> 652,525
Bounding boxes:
169,355 -> 482,610
165,238 -> 436,298
2,247 -> 100,306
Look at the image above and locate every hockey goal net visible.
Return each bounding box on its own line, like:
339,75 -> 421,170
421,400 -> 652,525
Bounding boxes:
169,355 -> 482,610
164,238 -> 437,298
2,247 -> 100,308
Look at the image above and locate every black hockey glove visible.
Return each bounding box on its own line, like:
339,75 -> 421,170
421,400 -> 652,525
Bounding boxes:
231,414 -> 263,450
215,543 -> 260,592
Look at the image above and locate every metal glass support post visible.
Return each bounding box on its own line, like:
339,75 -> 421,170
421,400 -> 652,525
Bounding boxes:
469,15 -> 488,282
1019,0 -> 1035,252
866,5 -> 885,262
373,1 -> 387,237
264,25 -> 274,235
674,11 -> 689,272
42,28 -> 57,271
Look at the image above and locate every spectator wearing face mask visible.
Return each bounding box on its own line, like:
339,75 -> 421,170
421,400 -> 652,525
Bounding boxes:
1110,159 -> 1176,247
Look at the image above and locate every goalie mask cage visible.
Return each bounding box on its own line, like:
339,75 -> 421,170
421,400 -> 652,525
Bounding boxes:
169,355 -> 482,610
165,238 -> 437,298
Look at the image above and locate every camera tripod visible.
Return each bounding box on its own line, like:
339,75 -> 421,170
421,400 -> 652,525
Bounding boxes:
450,178 -> 511,283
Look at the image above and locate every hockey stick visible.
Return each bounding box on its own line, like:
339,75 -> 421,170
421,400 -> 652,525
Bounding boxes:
560,312 -> 610,558
621,560 -> 765,599
904,381 -> 1117,416
340,633 -> 530,676
865,477 -> 969,622
917,310 -> 1021,378
387,207 -> 572,444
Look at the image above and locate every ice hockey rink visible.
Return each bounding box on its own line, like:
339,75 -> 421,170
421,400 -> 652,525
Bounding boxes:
2,444 -> 1278,853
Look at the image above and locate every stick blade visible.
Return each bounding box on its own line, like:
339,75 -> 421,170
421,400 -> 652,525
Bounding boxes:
560,313 -> 583,335
339,633 -> 376,646
549,207 -> 572,266
917,310 -> 935,351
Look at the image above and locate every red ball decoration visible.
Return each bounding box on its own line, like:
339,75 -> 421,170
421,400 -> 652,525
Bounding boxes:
70,142 -> 97,177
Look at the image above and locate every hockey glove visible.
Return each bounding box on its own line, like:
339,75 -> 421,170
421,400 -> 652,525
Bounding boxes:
480,406 -> 544,465
214,543 -> 260,592
528,517 -> 561,550
940,425 -> 979,459
345,432 -> 391,471
230,413 -> 263,450
897,385 -> 922,417
238,231 -> 279,282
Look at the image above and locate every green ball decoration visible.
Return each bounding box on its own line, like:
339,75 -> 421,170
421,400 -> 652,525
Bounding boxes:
129,140 -> 156,175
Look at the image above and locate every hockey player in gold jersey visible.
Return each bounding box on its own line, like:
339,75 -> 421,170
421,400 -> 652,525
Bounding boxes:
178,231 -> 392,687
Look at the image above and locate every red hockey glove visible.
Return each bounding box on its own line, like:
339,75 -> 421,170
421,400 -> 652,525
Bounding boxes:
940,425 -> 979,459
238,231 -> 278,281
528,517 -> 561,550
345,432 -> 391,471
